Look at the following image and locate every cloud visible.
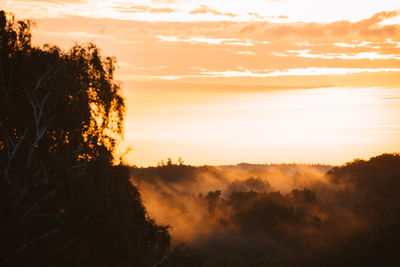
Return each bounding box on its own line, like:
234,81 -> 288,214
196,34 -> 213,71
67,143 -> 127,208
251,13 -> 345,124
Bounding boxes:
115,5 -> 178,14
265,67 -> 400,76
157,35 -> 236,44
157,36 -> 259,46
156,36 -> 263,46
386,38 -> 400,47
362,10 -> 400,25
128,67 -> 400,80
37,30 -> 113,39
237,51 -> 254,55
9,0 -> 86,2
151,0 -> 187,3
233,10 -> 400,40
285,49 -> 400,60
29,10 -> 400,90
189,5 -> 237,18
333,41 -> 373,48
226,41 -> 254,46
125,10 -> 400,41
248,12 -> 265,19
205,67 -> 400,78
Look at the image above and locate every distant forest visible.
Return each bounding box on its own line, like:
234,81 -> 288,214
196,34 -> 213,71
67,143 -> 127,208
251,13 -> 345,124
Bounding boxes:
1,10 -> 400,267
131,155 -> 400,266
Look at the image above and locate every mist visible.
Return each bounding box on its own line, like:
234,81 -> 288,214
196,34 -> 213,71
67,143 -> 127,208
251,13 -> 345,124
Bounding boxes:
131,163 -> 325,240
129,154 -> 400,266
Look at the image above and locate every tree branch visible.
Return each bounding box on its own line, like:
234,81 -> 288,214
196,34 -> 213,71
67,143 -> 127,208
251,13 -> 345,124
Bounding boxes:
2,229 -> 63,265
3,129 -> 28,185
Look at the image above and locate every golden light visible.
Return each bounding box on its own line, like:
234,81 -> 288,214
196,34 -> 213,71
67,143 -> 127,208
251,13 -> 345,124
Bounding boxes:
3,0 -> 400,166
120,87 -> 400,166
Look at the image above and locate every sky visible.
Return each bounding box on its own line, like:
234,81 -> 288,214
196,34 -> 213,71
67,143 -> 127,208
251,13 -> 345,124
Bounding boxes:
2,0 -> 400,166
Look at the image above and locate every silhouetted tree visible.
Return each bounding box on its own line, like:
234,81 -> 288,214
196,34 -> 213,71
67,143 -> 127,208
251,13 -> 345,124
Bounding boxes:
0,10 -> 169,266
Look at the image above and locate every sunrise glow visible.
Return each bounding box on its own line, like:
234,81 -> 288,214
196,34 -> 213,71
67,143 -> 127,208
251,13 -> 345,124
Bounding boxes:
3,0 -> 399,166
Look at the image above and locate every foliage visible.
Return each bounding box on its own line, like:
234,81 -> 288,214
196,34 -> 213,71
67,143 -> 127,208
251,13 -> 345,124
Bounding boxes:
0,10 -> 170,266
132,154 -> 400,267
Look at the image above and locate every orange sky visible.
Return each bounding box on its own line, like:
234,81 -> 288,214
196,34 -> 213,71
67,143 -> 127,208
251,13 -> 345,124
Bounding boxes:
2,0 -> 400,166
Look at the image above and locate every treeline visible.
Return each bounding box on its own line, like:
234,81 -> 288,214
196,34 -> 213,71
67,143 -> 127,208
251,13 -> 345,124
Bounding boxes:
0,11 -> 169,266
2,9 -> 400,267
131,154 -> 400,267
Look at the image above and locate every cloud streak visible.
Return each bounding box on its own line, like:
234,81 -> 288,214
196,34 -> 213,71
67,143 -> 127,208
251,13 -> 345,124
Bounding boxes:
128,67 -> 400,80
189,5 -> 237,18
285,50 -> 400,60
114,5 -> 178,14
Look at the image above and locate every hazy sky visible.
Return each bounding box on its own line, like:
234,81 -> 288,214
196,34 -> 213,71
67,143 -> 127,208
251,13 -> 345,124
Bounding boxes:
2,0 -> 400,166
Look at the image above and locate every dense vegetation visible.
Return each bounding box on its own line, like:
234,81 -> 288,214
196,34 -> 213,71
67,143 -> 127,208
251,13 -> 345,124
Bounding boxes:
131,154 -> 400,267
0,11 -> 169,266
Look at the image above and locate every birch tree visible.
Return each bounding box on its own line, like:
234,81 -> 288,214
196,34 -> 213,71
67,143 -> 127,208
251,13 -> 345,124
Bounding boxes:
0,10 -> 169,267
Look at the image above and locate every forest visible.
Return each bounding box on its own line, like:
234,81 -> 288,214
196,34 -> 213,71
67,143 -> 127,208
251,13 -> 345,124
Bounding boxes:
1,10 -> 400,266
131,155 -> 400,266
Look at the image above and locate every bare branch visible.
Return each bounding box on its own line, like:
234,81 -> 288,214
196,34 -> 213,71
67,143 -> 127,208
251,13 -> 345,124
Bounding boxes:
56,238 -> 77,255
27,87 -> 52,168
3,129 -> 29,185
18,190 -> 56,224
2,229 -> 63,265
151,245 -> 181,267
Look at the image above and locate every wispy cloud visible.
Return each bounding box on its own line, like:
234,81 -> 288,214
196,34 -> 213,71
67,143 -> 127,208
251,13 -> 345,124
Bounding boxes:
14,6 -> 400,90
37,30 -> 113,39
189,5 -> 237,18
199,67 -> 400,77
8,0 -> 86,3
237,51 -> 254,55
157,36 -> 263,46
114,5 -> 178,14
333,41 -> 372,48
157,35 -> 235,44
226,41 -> 255,46
285,50 -> 400,60
129,67 -> 400,80
386,38 -> 400,47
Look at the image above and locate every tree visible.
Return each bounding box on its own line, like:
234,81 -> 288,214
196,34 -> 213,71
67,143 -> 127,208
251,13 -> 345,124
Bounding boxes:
0,10 -> 170,266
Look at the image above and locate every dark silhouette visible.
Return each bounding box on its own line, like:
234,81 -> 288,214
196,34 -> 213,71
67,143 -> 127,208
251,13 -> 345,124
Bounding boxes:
131,154 -> 400,267
0,10 -> 169,266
